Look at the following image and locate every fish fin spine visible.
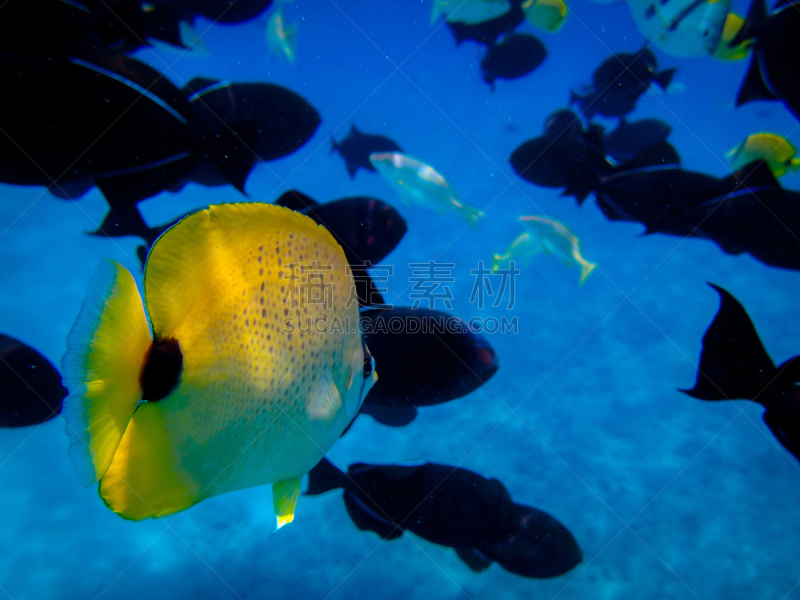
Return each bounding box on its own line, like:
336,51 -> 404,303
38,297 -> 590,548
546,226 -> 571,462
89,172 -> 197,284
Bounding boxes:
62,259 -> 152,486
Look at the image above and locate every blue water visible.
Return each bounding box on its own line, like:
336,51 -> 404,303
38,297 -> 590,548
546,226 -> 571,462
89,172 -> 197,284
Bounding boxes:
2,1 -> 799,598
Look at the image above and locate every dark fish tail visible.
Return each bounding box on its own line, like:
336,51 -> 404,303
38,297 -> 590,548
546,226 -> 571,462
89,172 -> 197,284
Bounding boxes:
305,457 -> 350,495
681,284 -> 777,402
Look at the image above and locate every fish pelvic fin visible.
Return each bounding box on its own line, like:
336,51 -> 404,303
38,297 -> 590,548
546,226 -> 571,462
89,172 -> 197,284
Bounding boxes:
305,456 -> 349,496
62,260 -> 152,486
789,158 -> 800,171
273,477 -> 302,529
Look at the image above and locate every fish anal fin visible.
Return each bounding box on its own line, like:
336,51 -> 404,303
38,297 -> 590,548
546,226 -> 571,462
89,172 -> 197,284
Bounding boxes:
273,477 -> 301,529
98,402 -> 200,520
455,547 -> 494,572
359,402 -> 418,427
62,260 -> 152,486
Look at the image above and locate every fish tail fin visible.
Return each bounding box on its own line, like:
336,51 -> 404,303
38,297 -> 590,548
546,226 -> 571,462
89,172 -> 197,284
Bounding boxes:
61,260 -> 152,486
653,68 -> 676,91
464,206 -> 485,227
578,259 -> 596,284
680,284 -> 776,402
304,456 -> 349,496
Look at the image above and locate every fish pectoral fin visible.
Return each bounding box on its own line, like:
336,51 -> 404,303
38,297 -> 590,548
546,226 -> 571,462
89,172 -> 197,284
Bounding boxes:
273,477 -> 302,529
62,260 -> 152,486
306,370 -> 342,421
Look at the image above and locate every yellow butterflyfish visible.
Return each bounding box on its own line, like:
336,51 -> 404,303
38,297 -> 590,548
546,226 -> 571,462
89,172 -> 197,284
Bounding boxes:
62,203 -> 376,524
369,152 -> 484,225
725,133 -> 800,178
493,216 -> 596,284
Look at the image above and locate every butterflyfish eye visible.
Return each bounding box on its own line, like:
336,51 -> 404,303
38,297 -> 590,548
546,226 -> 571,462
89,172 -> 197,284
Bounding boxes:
140,337 -> 183,402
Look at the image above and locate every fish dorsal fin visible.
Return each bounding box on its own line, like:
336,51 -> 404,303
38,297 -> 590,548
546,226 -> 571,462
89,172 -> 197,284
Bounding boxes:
61,260 -> 152,486
143,203 -> 343,340
306,370 -> 342,421
274,190 -> 320,211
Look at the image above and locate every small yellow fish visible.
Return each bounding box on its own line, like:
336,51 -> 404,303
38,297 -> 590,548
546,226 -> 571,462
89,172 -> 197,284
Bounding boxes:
430,0 -> 511,25
369,152 -> 484,225
267,8 -> 297,63
62,203 -> 375,524
493,216 -> 596,284
712,12 -> 751,61
522,0 -> 568,32
725,133 -> 800,178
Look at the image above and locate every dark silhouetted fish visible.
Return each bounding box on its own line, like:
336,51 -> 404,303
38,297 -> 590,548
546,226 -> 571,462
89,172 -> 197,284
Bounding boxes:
509,109 -> 611,204
517,129 -> 800,270
682,284 -> 800,461
596,152 -> 800,270
0,51 -> 198,209
179,77 -> 321,191
604,118 -> 672,163
481,33 -> 546,90
570,48 -> 676,119
0,0 -> 191,57
358,307 -> 498,426
1,334 -> 66,427
731,0 -> 800,121
306,457 -> 582,578
447,0 -> 525,46
691,160 -> 800,269
275,192 -> 408,267
330,125 -> 402,178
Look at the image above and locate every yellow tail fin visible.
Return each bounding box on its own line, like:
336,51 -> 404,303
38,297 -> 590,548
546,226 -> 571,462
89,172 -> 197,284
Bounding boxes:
62,260 -> 152,486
